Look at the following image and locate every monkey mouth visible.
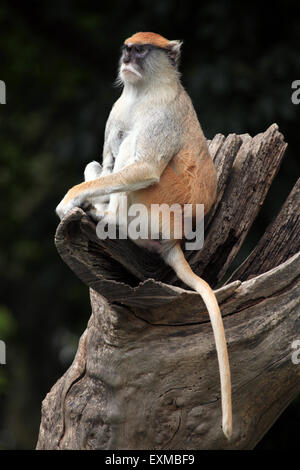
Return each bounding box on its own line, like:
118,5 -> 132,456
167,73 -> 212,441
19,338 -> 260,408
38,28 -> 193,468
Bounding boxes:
121,64 -> 142,79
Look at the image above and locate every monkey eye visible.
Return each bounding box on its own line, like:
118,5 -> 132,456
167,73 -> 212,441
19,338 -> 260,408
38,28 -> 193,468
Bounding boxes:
134,45 -> 147,55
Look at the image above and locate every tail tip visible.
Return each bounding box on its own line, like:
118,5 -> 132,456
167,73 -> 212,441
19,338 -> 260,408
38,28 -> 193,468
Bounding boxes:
222,420 -> 232,440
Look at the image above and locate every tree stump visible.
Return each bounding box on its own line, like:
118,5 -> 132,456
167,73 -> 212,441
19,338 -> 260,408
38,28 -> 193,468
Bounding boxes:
36,124 -> 300,450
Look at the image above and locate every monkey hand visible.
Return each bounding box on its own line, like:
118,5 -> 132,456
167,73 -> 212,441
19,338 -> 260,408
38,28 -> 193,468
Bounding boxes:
55,184 -> 88,220
56,161 -> 104,219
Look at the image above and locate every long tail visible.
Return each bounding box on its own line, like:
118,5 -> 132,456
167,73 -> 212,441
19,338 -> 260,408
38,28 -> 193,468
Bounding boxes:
163,242 -> 232,439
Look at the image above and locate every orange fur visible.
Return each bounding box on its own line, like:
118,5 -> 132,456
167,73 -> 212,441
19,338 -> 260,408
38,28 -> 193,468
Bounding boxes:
133,149 -> 217,216
131,147 -> 217,238
124,32 -> 170,49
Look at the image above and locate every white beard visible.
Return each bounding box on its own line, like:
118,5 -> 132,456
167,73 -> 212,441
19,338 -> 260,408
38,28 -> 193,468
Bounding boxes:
119,63 -> 142,84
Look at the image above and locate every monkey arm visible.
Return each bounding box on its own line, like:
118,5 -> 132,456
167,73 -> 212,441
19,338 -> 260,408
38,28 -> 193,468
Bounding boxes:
56,105 -> 181,220
56,161 -> 160,219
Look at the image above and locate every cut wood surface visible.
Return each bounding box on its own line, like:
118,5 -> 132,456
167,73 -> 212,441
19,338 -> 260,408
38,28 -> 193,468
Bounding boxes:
36,124 -> 300,450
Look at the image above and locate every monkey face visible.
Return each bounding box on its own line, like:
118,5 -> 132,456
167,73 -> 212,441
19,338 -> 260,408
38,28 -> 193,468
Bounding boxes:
118,38 -> 182,86
119,43 -> 151,83
117,34 -> 182,86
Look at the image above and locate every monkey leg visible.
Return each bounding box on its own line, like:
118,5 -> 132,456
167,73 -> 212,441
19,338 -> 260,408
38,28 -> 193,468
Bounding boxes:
83,161 -> 110,222
84,161 -> 103,181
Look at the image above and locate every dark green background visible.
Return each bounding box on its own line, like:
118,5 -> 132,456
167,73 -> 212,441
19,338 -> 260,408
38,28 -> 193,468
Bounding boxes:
0,0 -> 299,449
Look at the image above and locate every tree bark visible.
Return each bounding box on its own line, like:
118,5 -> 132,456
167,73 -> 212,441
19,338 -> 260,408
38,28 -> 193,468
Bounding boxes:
36,124 -> 300,450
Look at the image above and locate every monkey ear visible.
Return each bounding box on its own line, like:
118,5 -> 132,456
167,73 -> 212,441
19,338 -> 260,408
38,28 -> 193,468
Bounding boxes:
166,40 -> 183,66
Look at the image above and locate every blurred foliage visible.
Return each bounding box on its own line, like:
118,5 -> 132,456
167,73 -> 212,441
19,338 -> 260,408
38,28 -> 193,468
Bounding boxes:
0,0 -> 299,449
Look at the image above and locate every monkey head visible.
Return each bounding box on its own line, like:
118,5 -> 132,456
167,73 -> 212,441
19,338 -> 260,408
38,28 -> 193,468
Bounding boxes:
118,32 -> 182,85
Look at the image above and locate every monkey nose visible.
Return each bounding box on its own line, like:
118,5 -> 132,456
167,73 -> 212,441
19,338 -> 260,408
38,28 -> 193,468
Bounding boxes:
123,54 -> 131,64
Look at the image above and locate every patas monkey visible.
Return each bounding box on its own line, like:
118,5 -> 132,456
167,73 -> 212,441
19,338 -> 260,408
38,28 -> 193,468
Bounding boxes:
56,32 -> 232,439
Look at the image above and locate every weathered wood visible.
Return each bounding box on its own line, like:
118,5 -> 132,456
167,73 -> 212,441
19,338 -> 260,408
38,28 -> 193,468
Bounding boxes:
186,124 -> 287,287
37,125 -> 300,450
36,253 -> 300,450
227,177 -> 300,282
55,207 -> 241,309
